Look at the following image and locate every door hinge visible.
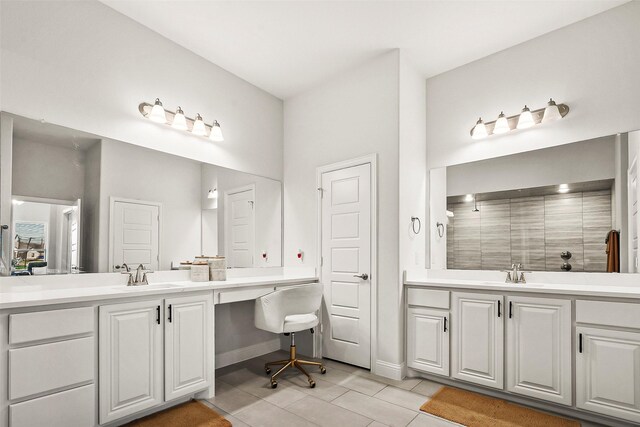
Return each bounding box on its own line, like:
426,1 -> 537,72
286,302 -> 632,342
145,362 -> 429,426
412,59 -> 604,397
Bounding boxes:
317,187 -> 324,198
321,256 -> 323,267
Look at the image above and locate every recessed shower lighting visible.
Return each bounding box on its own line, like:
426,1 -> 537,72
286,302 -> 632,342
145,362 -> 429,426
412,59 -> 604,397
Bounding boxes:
465,194 -> 474,202
558,184 -> 570,193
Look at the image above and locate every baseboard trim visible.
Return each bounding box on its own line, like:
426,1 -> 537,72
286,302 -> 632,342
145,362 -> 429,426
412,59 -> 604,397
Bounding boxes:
216,338 -> 281,368
374,360 -> 405,381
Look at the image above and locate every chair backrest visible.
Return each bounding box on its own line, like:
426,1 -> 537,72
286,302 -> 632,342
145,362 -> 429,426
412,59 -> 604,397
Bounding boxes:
254,283 -> 323,334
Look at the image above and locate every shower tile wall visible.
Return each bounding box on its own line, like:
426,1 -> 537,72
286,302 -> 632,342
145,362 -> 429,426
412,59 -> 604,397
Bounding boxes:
447,190 -> 612,272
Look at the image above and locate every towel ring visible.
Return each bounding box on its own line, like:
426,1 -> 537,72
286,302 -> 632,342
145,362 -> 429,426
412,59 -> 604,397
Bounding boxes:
411,217 -> 421,234
436,222 -> 444,238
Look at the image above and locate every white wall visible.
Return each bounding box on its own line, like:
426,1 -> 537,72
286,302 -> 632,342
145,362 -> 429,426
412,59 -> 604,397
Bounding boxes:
429,168 -> 447,270
12,138 -> 86,201
98,140 -> 202,272
0,0 -> 283,180
426,1 -> 640,171
284,50 -> 402,368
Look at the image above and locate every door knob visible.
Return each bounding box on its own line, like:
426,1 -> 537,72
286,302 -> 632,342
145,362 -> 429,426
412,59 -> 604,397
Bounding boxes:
353,273 -> 369,280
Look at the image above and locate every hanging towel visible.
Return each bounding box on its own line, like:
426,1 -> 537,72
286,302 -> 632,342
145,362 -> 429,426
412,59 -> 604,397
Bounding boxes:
605,230 -> 620,273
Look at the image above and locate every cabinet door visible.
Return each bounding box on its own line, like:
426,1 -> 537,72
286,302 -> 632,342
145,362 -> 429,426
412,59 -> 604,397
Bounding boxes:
576,327 -> 640,423
451,292 -> 504,389
506,296 -> 572,405
165,294 -> 213,401
407,307 -> 449,376
99,299 -> 163,424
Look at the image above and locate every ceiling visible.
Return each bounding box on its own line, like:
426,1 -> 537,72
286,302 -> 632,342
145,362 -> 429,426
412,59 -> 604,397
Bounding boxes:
102,0 -> 627,99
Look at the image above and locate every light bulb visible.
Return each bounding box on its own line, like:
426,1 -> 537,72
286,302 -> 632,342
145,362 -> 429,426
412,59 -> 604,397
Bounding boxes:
493,111 -> 510,134
149,98 -> 167,123
208,188 -> 218,199
209,120 -> 224,142
172,106 -> 188,131
542,98 -> 562,123
192,113 -> 207,136
516,105 -> 534,129
471,118 -> 488,140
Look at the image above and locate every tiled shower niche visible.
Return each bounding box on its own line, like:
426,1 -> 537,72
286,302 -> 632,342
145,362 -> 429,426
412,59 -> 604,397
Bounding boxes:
446,190 -> 612,272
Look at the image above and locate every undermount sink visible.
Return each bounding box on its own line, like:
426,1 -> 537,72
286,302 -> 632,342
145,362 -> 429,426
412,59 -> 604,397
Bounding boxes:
112,284 -> 183,292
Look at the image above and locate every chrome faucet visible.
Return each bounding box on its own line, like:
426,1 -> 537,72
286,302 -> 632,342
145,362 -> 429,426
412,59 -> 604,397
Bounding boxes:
121,263 -> 153,286
504,263 -> 529,284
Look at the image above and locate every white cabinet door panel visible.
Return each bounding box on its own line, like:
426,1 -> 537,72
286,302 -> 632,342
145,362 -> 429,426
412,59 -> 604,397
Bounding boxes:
165,294 -> 213,401
407,307 -> 449,376
507,296 -> 572,405
99,299 -> 163,424
576,327 -> 640,423
451,292 -> 504,389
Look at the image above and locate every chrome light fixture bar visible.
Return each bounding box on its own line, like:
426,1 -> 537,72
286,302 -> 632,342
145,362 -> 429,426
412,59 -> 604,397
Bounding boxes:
470,99 -> 569,140
139,99 -> 224,141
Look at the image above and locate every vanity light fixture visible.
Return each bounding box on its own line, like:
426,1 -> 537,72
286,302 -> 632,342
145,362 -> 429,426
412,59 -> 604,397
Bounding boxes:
138,99 -> 224,141
171,106 -> 188,131
471,118 -> 488,140
209,120 -> 224,142
192,114 -> 207,136
542,98 -> 563,123
516,105 -> 535,129
148,98 -> 167,123
470,99 -> 569,140
207,188 -> 219,199
493,112 -> 510,134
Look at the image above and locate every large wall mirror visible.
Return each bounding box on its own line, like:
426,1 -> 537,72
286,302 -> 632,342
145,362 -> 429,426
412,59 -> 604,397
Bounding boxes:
430,131 -> 640,273
1,113 -> 283,276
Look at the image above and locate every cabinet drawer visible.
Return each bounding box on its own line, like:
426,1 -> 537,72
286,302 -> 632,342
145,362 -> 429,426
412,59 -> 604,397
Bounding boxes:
10,384 -> 95,427
217,287 -> 273,304
10,306 -> 94,345
407,288 -> 449,309
9,337 -> 94,400
576,300 -> 640,329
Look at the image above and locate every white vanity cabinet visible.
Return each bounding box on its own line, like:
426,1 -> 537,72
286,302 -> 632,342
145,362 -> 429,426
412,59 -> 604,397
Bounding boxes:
99,299 -> 164,424
576,300 -> 640,423
164,294 -> 213,401
451,291 -> 504,389
99,293 -> 213,425
506,296 -> 572,405
406,288 -> 450,376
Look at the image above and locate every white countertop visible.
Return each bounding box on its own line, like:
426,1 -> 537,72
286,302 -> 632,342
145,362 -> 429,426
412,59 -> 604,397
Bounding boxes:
404,269 -> 640,299
0,269 -> 318,310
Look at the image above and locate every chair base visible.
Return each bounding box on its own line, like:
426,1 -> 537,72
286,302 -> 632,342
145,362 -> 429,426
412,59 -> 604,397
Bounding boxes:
265,342 -> 326,388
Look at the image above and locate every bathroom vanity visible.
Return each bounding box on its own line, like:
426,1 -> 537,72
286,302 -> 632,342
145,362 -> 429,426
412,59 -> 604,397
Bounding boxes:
404,269 -> 640,426
0,271 -> 318,427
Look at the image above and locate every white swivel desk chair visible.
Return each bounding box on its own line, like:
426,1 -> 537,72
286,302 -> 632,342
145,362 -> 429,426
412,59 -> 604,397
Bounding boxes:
254,283 -> 327,388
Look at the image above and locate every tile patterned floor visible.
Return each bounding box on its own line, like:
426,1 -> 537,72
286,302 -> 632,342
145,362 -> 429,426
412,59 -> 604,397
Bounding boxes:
203,350 -> 600,427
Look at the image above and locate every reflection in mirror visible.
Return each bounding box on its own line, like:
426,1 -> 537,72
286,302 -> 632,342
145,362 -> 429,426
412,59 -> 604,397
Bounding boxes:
431,132 -> 640,273
2,113 -> 283,276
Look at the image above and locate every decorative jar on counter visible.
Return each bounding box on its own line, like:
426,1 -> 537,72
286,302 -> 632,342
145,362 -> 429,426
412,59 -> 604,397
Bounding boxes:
190,261 -> 210,282
208,256 -> 227,281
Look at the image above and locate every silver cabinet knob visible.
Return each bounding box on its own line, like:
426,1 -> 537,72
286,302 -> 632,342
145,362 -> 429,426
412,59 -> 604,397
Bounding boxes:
353,273 -> 369,280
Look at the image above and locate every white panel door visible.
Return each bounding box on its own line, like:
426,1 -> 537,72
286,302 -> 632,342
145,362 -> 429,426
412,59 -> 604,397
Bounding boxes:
225,187 -> 255,268
99,299 -> 163,424
506,296 -> 572,405
165,294 -> 213,401
451,292 -> 504,389
321,163 -> 371,368
576,326 -> 640,423
407,307 -> 449,376
111,200 -> 159,271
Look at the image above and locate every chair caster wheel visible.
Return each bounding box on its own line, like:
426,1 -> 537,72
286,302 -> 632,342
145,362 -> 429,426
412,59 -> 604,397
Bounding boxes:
309,380 -> 316,388
320,366 -> 327,374
270,380 -> 278,389
265,367 -> 271,375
